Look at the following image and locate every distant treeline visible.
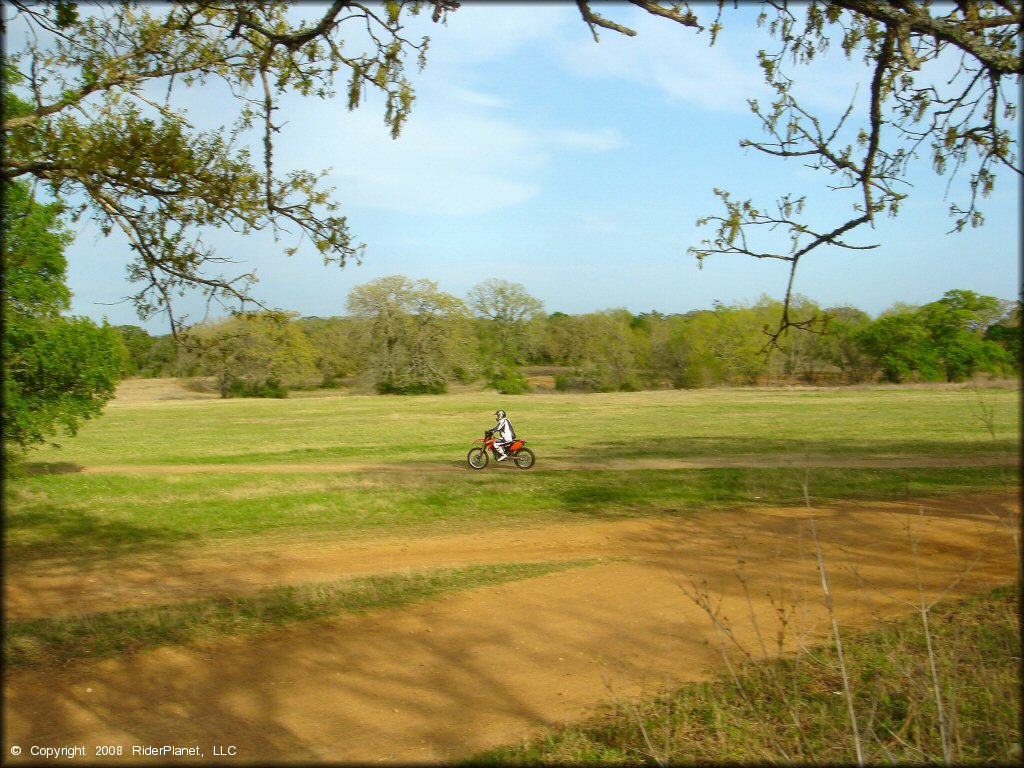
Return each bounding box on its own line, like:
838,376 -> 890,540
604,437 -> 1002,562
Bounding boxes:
113,277 -> 1020,397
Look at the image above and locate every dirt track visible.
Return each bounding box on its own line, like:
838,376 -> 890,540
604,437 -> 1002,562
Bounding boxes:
3,489 -> 1019,764
28,454 -> 1014,476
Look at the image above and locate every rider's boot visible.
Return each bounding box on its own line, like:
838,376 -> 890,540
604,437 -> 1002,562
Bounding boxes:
496,447 -> 508,461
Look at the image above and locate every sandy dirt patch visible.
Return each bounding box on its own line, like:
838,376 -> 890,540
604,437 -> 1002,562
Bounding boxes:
109,378 -> 220,403
3,491 -> 1018,764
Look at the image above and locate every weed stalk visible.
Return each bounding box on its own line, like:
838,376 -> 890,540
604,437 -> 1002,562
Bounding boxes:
801,470 -> 864,766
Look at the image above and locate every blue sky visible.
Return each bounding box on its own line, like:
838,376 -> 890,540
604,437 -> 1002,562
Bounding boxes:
52,2 -> 1019,332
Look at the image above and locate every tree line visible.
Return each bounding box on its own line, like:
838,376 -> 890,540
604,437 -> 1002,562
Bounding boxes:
114,277 -> 1020,397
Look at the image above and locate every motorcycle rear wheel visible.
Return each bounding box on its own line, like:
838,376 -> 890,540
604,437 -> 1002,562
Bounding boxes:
512,447 -> 535,469
467,447 -> 488,470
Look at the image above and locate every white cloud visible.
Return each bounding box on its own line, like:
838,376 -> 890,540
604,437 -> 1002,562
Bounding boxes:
557,7 -> 768,114
314,112 -> 629,216
420,2 -> 578,67
291,102 -> 543,216
273,58 -> 628,217
553,4 -> 883,119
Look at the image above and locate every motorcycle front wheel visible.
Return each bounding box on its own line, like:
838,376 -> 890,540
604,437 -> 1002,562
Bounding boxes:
512,447 -> 535,469
467,447 -> 488,470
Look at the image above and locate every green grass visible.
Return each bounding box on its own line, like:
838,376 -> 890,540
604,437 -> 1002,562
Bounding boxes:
4,560 -> 599,668
5,465 -> 1016,563
16,387 -> 1020,467
5,387 -> 1018,565
465,584 -> 1021,765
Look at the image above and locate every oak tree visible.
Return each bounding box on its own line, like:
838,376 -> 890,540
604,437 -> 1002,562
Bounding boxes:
182,310 -> 317,397
346,275 -> 470,394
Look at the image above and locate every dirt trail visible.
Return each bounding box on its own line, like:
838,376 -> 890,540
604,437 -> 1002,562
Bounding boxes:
4,491 -> 1019,764
27,454 -> 1014,476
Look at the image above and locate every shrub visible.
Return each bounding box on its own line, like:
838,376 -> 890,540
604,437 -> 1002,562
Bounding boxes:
375,378 -> 447,395
489,365 -> 529,395
226,378 -> 288,398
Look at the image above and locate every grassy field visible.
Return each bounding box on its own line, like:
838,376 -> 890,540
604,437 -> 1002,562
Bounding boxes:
16,385 -> 1021,467
6,386 -> 1019,563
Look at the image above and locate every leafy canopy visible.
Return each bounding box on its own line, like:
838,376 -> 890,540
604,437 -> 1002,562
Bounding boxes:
2,180 -> 125,454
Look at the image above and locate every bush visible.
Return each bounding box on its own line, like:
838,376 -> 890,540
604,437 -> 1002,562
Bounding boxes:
226,379 -> 288,398
554,372 -> 600,393
489,365 -> 529,395
375,379 -> 447,395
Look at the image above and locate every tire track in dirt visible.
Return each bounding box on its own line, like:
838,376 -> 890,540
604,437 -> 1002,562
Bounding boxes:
31,454 -> 1015,475
4,491 -> 1019,763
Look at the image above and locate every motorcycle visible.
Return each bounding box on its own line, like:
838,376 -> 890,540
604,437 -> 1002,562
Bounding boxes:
467,432 -> 535,470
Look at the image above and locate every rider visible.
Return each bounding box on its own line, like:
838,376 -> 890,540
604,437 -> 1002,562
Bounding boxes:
486,409 -> 516,461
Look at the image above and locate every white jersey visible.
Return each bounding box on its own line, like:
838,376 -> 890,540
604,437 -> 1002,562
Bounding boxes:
494,416 -> 516,443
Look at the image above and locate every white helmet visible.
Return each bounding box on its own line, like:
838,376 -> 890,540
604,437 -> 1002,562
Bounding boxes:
494,409 -> 506,421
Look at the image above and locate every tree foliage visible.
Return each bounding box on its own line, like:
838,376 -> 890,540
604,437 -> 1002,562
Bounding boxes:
118,282 -> 1018,393
294,316 -> 362,388
113,324 -> 178,377
346,275 -> 470,394
855,290 -> 1014,382
182,311 -> 317,397
467,278 -> 544,364
2,0 -> 458,334
2,180 -> 124,454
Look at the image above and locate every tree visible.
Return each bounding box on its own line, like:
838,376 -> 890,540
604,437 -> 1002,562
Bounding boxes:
182,311 -> 317,397
541,311 -> 589,368
466,278 -> 544,392
843,291 -> 1012,383
820,305 -> 875,384
346,275 -> 470,394
984,300 -> 1021,369
582,309 -> 647,391
2,1 -> 458,334
113,325 -> 157,376
917,290 -> 1012,381
646,313 -> 694,388
575,2 -> 1020,345
294,316 -> 361,387
856,312 -> 938,383
2,179 -> 125,454
677,300 -> 772,386
467,278 -> 545,364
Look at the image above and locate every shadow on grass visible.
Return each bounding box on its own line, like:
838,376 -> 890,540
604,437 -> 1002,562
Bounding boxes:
585,435 -> 1017,461
555,468 -> 771,519
553,464 -> 1018,521
21,462 -> 86,475
5,506 -> 194,565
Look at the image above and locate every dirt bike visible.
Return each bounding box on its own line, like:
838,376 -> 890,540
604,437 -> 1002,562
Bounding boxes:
467,432 -> 535,470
